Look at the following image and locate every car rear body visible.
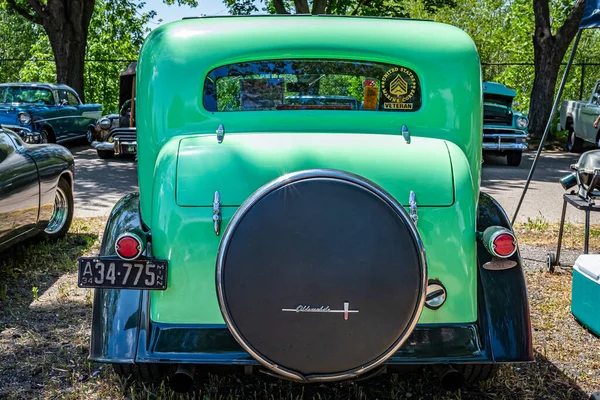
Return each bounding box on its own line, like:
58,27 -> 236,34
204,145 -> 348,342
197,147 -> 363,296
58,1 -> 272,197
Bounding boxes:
83,15 -> 532,384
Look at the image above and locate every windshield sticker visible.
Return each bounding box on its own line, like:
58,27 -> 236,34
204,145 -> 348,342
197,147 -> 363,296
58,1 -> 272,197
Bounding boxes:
381,67 -> 417,110
363,79 -> 378,110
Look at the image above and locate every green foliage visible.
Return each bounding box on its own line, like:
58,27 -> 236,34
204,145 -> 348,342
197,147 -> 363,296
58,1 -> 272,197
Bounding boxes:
0,7 -> 39,83
432,0 -> 599,117
84,0 -> 154,112
6,0 -> 154,113
223,0 -> 455,16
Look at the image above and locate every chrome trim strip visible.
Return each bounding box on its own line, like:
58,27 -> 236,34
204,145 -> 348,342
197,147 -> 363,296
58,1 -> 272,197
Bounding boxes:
34,115 -> 100,124
216,124 -> 225,143
409,191 -> 418,225
482,128 -> 527,135
215,169 -> 428,383
482,143 -> 528,151
213,191 -> 221,236
401,124 -> 410,144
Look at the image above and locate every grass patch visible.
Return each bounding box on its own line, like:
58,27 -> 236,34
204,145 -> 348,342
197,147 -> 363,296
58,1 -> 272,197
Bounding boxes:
0,218 -> 599,399
515,218 -> 600,250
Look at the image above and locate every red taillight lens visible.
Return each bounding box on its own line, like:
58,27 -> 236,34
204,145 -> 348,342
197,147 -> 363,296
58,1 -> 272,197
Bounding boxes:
115,234 -> 142,260
493,233 -> 516,257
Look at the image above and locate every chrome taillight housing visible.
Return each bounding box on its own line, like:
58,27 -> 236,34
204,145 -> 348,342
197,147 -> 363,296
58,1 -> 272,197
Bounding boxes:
115,233 -> 144,260
481,226 -> 517,258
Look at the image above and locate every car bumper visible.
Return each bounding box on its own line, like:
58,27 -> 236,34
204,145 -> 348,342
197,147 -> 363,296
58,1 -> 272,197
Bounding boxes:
482,142 -> 528,151
91,321 -> 497,365
483,129 -> 528,152
113,138 -> 137,155
91,140 -> 115,151
1,125 -> 41,144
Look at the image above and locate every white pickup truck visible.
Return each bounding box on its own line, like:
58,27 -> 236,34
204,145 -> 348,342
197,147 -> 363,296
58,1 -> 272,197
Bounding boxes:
559,80 -> 600,152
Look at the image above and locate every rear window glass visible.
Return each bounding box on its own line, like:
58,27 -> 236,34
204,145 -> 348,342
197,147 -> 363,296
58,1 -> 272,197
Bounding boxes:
203,59 -> 421,112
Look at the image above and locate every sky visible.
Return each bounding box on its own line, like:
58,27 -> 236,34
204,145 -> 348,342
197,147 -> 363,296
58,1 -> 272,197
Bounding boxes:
140,0 -> 253,27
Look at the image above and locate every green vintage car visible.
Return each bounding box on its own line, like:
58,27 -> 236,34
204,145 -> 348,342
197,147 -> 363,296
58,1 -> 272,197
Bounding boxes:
78,16 -> 532,392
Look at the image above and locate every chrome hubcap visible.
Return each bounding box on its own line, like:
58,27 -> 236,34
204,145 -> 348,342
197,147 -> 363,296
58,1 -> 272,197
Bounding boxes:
45,187 -> 68,234
87,130 -> 93,143
40,130 -> 49,144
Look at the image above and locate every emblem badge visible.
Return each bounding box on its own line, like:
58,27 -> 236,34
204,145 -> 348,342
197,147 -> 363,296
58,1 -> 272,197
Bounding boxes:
282,302 -> 359,320
389,74 -> 408,96
381,67 -> 418,111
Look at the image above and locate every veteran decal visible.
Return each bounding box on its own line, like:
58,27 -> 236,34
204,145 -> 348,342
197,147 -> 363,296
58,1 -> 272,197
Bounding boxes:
381,67 -> 418,111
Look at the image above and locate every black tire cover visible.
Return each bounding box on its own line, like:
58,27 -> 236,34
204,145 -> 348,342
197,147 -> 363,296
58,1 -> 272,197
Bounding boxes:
216,170 -> 426,381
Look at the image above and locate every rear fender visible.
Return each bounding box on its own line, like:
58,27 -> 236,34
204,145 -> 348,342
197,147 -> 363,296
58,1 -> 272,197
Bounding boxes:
89,193 -> 146,363
476,192 -> 533,362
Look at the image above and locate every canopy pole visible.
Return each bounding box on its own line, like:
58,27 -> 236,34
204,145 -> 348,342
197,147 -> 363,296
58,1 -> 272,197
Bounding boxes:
511,29 -> 583,225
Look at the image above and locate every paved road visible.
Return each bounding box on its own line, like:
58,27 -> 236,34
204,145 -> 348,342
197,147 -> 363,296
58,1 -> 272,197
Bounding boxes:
71,144 -> 595,223
72,145 -> 138,217
481,151 -> 598,224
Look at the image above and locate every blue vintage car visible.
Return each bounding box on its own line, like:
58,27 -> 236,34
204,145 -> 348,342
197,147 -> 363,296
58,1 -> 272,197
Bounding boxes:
0,83 -> 102,144
482,82 -> 529,166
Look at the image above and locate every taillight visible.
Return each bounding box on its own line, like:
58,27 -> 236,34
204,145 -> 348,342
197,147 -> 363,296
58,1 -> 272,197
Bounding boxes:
115,233 -> 144,260
482,226 -> 517,258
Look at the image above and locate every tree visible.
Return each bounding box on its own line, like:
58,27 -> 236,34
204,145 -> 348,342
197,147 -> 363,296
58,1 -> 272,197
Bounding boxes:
5,0 -> 96,100
0,7 -> 38,83
528,0 -> 585,137
223,0 -> 454,17
16,0 -> 155,113
4,0 -> 196,102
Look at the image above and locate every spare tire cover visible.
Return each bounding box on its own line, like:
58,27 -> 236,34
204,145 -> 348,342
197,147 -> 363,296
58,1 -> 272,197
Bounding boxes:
216,169 -> 426,382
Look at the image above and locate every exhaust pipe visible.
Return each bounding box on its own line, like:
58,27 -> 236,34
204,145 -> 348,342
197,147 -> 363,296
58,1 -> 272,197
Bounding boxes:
170,364 -> 196,393
431,364 -> 464,391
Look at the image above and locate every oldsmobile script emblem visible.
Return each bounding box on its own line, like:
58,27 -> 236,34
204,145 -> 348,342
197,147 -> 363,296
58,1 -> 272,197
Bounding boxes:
282,302 -> 359,320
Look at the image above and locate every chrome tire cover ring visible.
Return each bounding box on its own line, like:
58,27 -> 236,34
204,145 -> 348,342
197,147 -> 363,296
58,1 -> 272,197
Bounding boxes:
216,169 -> 427,382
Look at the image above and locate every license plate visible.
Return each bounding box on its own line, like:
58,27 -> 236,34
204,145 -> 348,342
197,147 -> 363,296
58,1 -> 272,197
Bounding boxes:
127,145 -> 136,153
78,257 -> 168,290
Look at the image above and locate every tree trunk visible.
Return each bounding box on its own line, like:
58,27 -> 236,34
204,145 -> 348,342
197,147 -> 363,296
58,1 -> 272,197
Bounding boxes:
528,0 -> 585,137
528,31 -> 564,137
45,27 -> 87,101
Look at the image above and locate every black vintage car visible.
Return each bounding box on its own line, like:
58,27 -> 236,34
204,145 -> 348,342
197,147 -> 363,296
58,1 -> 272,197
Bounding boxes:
0,128 -> 74,252
91,63 -> 137,159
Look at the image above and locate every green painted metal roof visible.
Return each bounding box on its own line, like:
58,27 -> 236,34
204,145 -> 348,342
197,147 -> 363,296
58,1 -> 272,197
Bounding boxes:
483,81 -> 516,98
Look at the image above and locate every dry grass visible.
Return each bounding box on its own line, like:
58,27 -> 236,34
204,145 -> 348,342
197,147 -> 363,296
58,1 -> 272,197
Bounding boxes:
0,218 -> 599,399
515,216 -> 600,250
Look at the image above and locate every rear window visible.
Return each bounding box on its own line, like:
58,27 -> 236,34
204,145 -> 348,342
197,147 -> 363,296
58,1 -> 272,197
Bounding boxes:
203,59 -> 421,112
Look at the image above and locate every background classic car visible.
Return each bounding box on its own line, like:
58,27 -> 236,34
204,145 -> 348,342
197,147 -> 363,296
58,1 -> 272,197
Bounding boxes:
559,79 -> 600,152
0,128 -> 74,252
79,16 -> 532,392
482,82 -> 529,166
0,83 -> 102,144
91,63 -> 137,159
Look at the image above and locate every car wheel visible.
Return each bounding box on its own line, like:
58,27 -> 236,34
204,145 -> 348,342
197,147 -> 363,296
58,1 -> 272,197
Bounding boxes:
86,128 -> 94,144
454,364 -> 499,384
112,363 -> 168,384
506,151 -> 522,167
567,126 -> 583,153
43,177 -> 74,240
39,127 -> 53,144
97,149 -> 114,159
546,252 -> 556,273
